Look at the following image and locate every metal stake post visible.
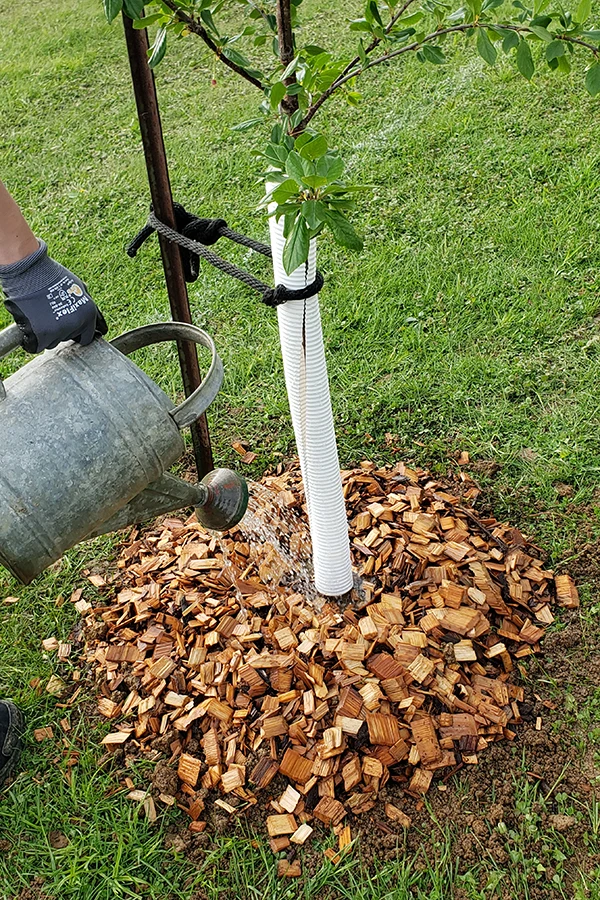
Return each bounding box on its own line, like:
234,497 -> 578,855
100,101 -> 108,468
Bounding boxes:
122,13 -> 213,477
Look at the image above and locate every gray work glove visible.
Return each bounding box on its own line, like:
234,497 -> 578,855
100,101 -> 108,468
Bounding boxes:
0,240 -> 108,353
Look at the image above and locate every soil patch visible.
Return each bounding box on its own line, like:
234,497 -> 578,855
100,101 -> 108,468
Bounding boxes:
12,879 -> 50,900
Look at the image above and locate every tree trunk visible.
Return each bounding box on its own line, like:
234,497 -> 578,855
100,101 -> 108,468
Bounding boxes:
275,0 -> 299,118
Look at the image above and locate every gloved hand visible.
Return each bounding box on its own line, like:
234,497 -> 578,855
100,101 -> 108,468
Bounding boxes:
0,240 -> 108,353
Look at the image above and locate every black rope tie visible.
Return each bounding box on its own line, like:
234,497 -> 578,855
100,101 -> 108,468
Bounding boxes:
126,203 -> 324,307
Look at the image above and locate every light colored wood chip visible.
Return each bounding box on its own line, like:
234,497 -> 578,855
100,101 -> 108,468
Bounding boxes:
266,814 -> 297,836
385,803 -> 411,827
290,823 -> 313,845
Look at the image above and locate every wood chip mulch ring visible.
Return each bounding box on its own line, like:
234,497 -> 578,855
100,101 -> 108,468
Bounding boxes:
79,460 -> 579,874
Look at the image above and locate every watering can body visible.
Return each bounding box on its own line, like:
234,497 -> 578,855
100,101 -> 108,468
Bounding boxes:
0,321 -> 242,584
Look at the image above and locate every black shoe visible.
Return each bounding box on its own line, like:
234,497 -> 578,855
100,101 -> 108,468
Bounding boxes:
0,700 -> 24,784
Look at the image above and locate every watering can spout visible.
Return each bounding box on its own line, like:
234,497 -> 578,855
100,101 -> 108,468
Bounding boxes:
88,468 -> 248,539
195,468 -> 249,532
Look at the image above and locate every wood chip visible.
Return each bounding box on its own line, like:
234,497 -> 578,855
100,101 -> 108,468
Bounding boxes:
279,748 -> 313,784
279,785 -> 301,813
385,803 -> 411,828
291,823 -> 313,844
178,754 -> 202,788
266,814 -> 297,836
313,797 -> 347,827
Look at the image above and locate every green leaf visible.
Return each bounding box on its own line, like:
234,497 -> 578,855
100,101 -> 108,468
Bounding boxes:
103,0 -> 123,23
389,26 -> 416,40
398,11 -> 424,24
447,7 -> 468,23
148,27 -> 167,68
367,0 -> 384,26
585,62 -> 600,96
290,109 -> 304,128
349,19 -> 373,31
123,0 -> 144,18
220,48 -> 263,82
299,134 -> 328,161
583,30 -> 600,40
222,47 -> 249,68
576,0 -> 592,23
272,179 -> 301,203
346,90 -> 362,106
285,151 -> 306,183
133,13 -> 165,28
545,40 -> 565,61
516,39 -> 534,79
301,199 -> 324,230
557,54 -> 571,74
357,39 -> 368,66
281,210 -> 298,238
281,56 -> 300,79
422,44 -> 446,64
294,132 -> 314,151
282,217 -> 310,274
231,117 -> 264,132
301,174 -> 328,189
322,208 -> 363,251
270,81 -> 287,109
501,29 -> 520,52
200,8 -> 219,34
316,153 -> 344,181
529,25 -> 553,42
477,28 -> 497,65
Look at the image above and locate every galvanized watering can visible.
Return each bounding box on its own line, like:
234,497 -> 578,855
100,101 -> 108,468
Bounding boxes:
0,321 -> 248,584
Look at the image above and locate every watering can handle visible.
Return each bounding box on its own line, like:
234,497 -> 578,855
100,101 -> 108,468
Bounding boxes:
110,322 -> 224,429
0,324 -> 23,401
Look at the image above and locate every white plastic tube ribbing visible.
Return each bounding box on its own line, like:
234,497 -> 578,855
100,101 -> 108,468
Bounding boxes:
268,214 -> 353,596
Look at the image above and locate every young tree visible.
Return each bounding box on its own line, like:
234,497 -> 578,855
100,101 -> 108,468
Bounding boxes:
106,0 -> 599,267
104,0 -> 599,596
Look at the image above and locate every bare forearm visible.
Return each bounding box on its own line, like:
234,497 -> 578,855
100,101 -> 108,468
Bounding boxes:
0,181 -> 39,265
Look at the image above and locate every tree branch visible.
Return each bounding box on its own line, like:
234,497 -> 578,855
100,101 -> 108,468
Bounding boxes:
559,34 -> 600,54
296,22 -> 600,131
337,0 -> 421,83
160,0 -> 265,91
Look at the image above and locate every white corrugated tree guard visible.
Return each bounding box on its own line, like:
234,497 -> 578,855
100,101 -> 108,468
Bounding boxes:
269,215 -> 353,597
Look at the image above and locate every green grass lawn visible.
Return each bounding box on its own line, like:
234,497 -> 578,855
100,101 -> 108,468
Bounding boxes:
1,0 -> 600,897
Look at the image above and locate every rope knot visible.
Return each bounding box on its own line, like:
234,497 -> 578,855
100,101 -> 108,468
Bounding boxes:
127,203 -> 325,306
262,272 -> 325,307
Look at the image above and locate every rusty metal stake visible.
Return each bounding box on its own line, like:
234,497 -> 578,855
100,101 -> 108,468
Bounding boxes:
122,13 -> 213,477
